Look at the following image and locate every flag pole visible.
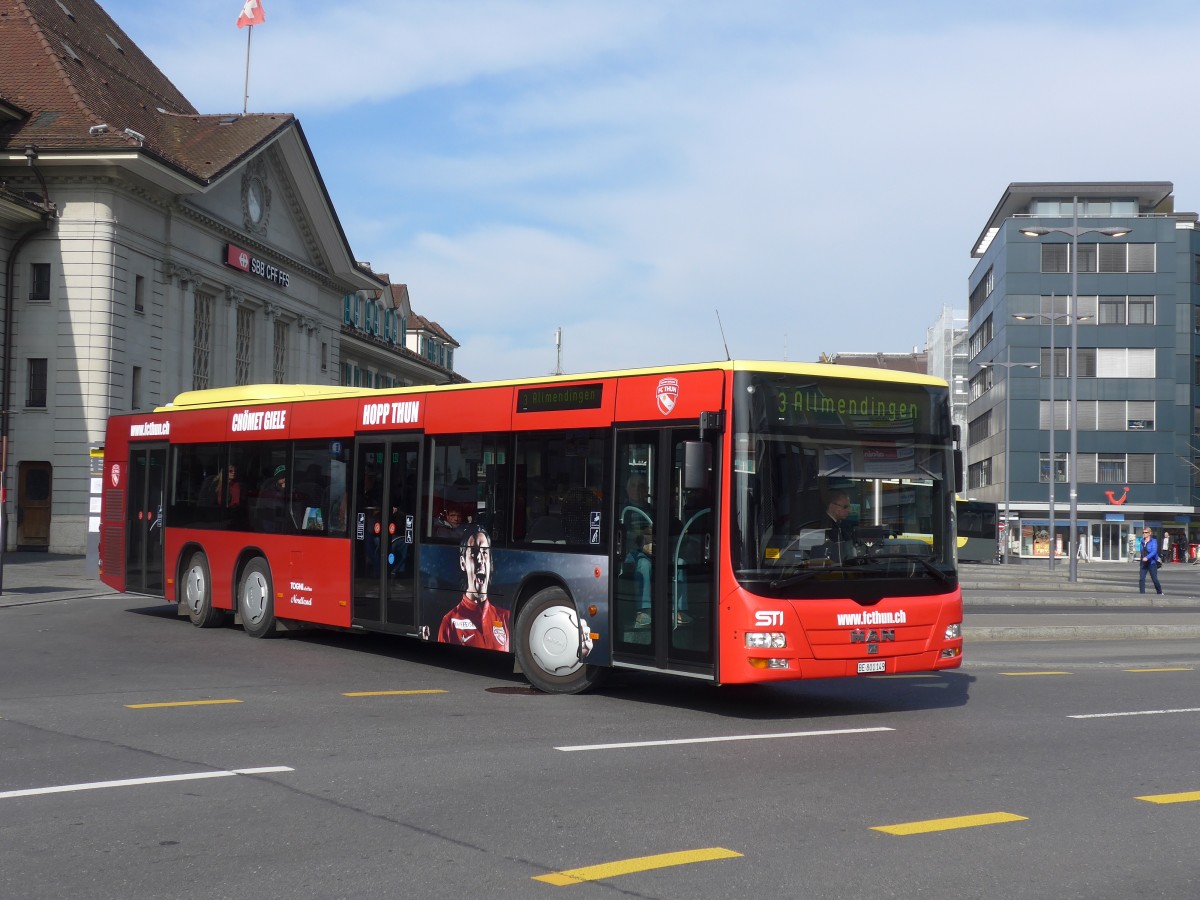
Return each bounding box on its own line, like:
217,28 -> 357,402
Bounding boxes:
243,25 -> 253,114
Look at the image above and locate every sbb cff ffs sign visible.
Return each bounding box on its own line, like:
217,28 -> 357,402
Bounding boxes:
225,243 -> 291,288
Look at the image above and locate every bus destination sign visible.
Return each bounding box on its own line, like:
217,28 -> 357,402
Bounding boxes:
517,383 -> 603,413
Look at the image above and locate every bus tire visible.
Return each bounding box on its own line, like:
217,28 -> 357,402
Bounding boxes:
238,558 -> 278,639
514,587 -> 605,695
183,551 -> 225,628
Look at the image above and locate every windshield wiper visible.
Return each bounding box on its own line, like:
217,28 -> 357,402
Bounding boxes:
867,554 -> 954,586
769,568 -> 820,590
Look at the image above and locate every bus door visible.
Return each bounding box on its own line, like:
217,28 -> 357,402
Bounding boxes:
125,444 -> 167,595
352,437 -> 421,631
613,428 -> 717,676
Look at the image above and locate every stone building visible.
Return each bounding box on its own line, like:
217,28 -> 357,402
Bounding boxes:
0,0 -> 456,553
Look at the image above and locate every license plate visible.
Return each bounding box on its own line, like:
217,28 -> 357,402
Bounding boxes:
857,660 -> 886,674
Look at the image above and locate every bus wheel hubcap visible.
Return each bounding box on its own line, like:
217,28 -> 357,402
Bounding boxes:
528,607 -> 582,676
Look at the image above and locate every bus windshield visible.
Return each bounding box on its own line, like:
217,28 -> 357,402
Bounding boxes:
730,370 -> 957,599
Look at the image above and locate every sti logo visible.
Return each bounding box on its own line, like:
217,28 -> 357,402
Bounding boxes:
755,610 -> 784,627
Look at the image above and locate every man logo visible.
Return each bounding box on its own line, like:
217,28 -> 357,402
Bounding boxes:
656,377 -> 679,416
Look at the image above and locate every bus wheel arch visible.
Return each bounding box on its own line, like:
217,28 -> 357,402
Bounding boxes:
513,585 -> 605,694
237,555 -> 279,638
181,546 -> 225,628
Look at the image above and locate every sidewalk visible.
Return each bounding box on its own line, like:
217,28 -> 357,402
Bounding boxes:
0,551 -> 115,607
2,551 -> 1199,641
960,558 -> 1200,641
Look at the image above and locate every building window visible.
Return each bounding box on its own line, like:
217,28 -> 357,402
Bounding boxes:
968,266 -> 993,318
134,274 -> 145,313
1098,453 -> 1125,483
1127,244 -> 1155,273
29,263 -> 50,302
1039,452 -> 1067,483
1097,348 -> 1154,378
1039,348 -> 1068,379
968,369 -> 991,402
1094,453 -> 1153,483
132,365 -> 142,410
193,290 -> 212,390
236,307 -> 254,385
1067,243 -> 1154,274
967,459 -> 991,490
273,320 -> 287,383
1127,296 -> 1154,325
968,315 -> 993,357
1098,296 -> 1126,325
321,341 -> 328,372
1040,244 -> 1069,273
26,358 -> 48,407
967,410 -> 991,445
1039,400 -> 1068,430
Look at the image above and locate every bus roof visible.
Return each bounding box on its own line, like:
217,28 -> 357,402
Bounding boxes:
158,359 -> 948,412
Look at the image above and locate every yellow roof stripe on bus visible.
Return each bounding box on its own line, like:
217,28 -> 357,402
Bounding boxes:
158,359 -> 947,412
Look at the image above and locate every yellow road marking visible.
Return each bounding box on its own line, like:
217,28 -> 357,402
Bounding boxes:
533,847 -> 742,885
1137,791 -> 1200,805
342,689 -> 448,697
1124,668 -> 1193,673
872,812 -> 1027,835
1000,671 -> 1072,676
126,699 -> 243,709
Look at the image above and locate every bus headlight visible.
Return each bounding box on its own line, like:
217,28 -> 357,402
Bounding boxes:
944,622 -> 962,640
745,632 -> 786,649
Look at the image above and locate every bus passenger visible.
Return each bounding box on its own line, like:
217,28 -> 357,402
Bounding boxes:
202,463 -> 242,509
257,465 -> 290,532
438,525 -> 510,650
435,507 -> 466,540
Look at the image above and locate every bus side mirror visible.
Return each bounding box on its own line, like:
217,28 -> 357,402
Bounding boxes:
954,449 -> 963,494
683,441 -> 711,491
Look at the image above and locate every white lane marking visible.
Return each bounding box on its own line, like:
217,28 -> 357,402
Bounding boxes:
1069,707 -> 1200,720
556,726 -> 893,752
0,766 -> 293,800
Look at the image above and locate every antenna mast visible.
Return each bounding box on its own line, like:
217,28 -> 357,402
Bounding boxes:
553,328 -> 563,375
715,310 -> 731,361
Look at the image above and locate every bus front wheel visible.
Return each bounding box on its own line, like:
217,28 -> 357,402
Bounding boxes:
514,587 -> 605,695
183,551 -> 225,628
238,558 -> 278,639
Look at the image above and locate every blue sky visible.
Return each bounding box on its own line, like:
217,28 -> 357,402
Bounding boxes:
100,0 -> 1200,382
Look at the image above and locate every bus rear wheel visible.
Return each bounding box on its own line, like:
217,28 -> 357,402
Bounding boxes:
183,551 -> 225,628
238,558 -> 278,639
514,587 -> 605,695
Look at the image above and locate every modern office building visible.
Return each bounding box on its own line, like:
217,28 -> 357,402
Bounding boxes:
966,182 -> 1197,563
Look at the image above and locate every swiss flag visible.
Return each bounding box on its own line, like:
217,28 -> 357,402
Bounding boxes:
236,0 -> 265,28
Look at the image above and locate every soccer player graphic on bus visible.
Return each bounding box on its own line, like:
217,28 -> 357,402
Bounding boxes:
438,524 -> 511,649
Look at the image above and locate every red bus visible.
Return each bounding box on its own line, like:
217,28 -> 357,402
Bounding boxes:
99,361 -> 964,693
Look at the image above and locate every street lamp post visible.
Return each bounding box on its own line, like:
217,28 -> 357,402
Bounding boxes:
980,351 -> 1038,564
1013,305 -> 1072,571
1020,205 -> 1131,582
